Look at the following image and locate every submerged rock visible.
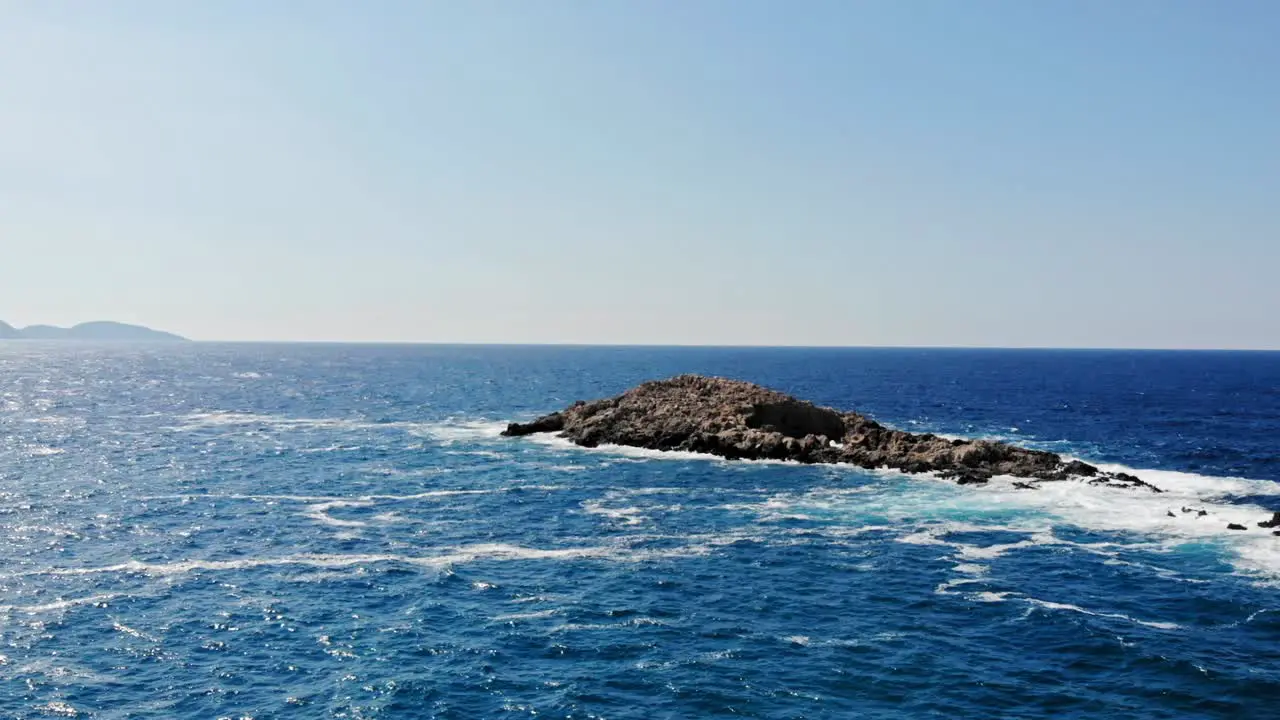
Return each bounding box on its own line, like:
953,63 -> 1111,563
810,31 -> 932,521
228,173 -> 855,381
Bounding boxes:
503,374 -> 1163,492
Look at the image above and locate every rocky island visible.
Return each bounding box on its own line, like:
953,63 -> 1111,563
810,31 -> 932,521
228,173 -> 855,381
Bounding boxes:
504,374 -> 1162,492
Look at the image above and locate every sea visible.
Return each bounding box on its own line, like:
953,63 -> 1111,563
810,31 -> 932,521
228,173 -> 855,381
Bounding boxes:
1,343 -> 1278,719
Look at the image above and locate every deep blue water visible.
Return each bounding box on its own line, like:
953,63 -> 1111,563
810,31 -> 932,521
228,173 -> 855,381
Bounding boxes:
2,344 -> 1279,719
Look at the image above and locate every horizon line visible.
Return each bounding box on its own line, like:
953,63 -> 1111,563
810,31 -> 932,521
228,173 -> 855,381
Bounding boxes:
126,339 -> 1280,352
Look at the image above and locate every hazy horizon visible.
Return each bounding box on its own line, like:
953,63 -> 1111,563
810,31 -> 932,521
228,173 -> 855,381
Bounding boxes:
3,2 -> 1277,349
5,318 -> 1280,352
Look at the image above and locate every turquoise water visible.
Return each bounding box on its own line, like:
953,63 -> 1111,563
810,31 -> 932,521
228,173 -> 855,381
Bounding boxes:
1,344 -> 1278,718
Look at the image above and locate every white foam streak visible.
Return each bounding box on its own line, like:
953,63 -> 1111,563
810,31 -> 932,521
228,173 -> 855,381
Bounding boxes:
1023,597 -> 1181,630
581,499 -> 649,526
414,420 -> 507,443
0,594 -> 118,614
298,445 -> 361,454
933,580 -> 1181,629
524,433 -> 717,462
143,486 -> 563,505
551,618 -> 665,632
1244,608 -> 1277,624
955,536 -> 1054,560
935,577 -> 984,595
174,413 -> 509,444
34,702 -> 79,718
301,500 -> 373,528
492,609 -> 561,622
527,433 -> 930,475
112,621 -> 160,642
22,542 -> 708,580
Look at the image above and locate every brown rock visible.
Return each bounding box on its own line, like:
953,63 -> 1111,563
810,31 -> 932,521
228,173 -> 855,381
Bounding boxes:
503,412 -> 566,437
502,375 -> 1164,492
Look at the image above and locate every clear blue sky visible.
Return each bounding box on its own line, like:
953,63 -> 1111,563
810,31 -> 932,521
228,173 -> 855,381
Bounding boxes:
2,1 -> 1276,347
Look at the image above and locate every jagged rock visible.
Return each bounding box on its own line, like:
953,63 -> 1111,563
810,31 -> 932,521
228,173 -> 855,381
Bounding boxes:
1086,472 -> 1163,493
502,375 -> 1164,492
503,411 -> 566,436
1258,512 -> 1280,529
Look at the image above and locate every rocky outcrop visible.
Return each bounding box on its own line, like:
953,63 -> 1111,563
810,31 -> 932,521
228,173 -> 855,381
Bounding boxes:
503,374 -> 1162,492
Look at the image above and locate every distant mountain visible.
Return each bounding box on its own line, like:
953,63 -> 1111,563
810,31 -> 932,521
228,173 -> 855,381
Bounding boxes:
19,324 -> 72,340
0,321 -> 188,342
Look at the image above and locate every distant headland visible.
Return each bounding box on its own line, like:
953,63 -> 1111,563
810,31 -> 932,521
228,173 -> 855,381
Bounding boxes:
0,320 -> 188,342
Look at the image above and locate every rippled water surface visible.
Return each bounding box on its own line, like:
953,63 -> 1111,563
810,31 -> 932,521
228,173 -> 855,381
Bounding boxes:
1,344 -> 1279,718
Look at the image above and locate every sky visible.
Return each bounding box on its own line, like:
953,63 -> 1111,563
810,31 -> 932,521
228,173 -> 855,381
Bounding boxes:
1,1 -> 1277,347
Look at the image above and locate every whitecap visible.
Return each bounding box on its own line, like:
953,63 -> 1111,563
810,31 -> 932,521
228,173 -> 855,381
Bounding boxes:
174,413 -> 509,443
581,499 -> 649,526
550,617 -> 665,632
0,594 -> 117,614
954,536 -> 1052,560
142,487 -> 549,504
175,411 -> 355,431
510,594 -> 561,604
408,420 -> 508,443
934,577 -> 985,595
1244,608 -> 1277,624
111,622 -> 160,642
1023,597 -> 1181,631
20,541 -> 713,580
300,500 -> 373,528
298,445 -> 362,454
492,609 -> 561,622
34,701 -> 79,717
